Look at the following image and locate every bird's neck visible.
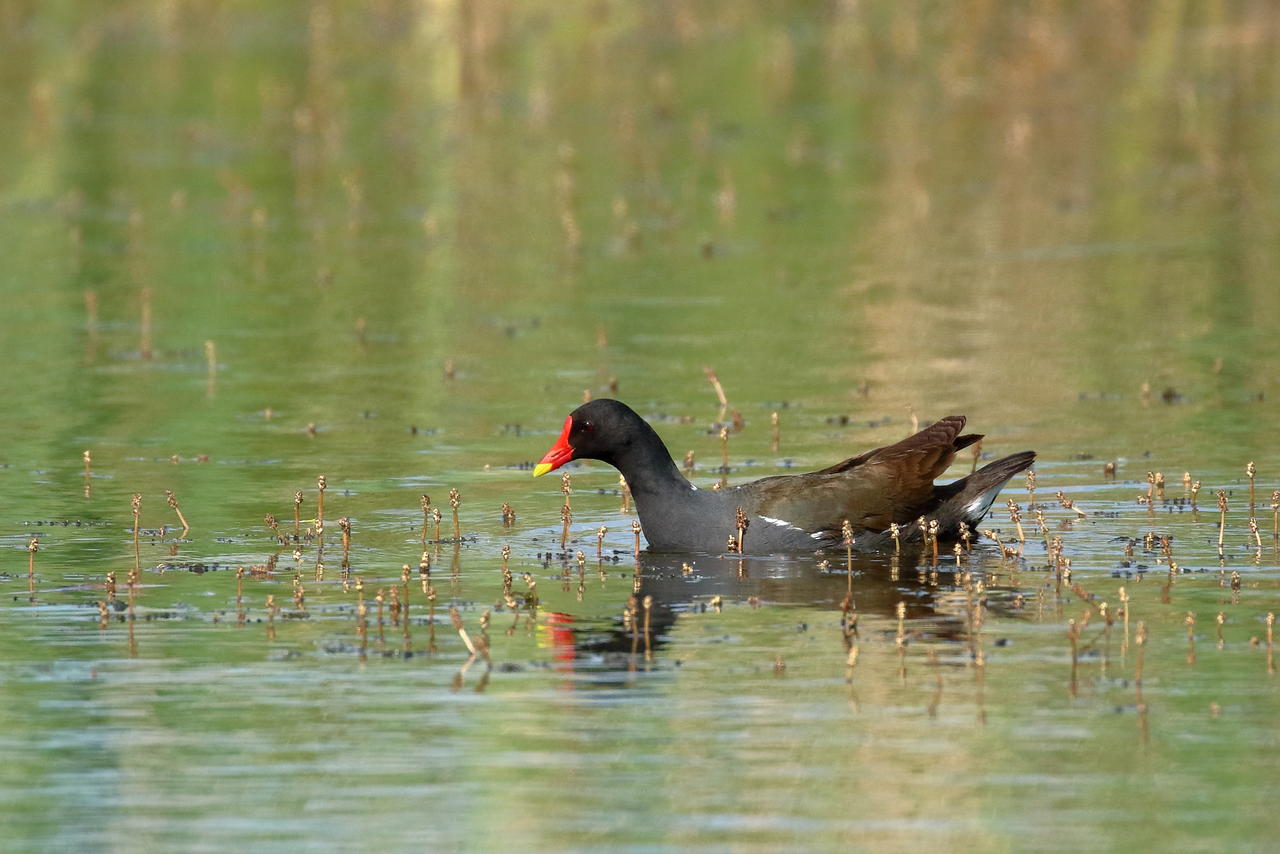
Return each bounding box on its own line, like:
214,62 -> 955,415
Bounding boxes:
608,423 -> 693,499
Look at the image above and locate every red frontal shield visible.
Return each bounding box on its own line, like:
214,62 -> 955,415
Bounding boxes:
533,415 -> 574,477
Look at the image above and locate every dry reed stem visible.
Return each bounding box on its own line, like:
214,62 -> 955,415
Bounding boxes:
449,488 -> 461,541
1035,508 -> 1050,553
1119,586 -> 1130,642
27,537 -> 37,596
1267,614 -> 1275,677
1056,490 -> 1087,518
703,367 -> 728,408
339,517 -> 351,558
1246,462 -> 1256,516
1216,491 -> 1228,554
1007,500 -> 1025,543
165,490 -> 189,535
264,513 -> 284,543
126,565 -> 139,618
131,493 -> 142,570
841,519 -> 854,582
982,528 -> 1003,552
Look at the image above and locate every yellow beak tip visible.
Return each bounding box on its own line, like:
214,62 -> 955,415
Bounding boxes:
532,463 -> 552,478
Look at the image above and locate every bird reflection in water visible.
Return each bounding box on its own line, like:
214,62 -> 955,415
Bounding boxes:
539,547 -> 1019,689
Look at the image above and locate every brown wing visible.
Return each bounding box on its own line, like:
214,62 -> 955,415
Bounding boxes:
747,416 -> 980,534
811,416 -> 971,476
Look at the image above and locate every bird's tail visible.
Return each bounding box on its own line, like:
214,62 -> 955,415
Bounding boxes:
933,450 -> 1037,533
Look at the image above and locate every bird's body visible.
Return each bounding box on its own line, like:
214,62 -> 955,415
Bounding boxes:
535,399 -> 1035,554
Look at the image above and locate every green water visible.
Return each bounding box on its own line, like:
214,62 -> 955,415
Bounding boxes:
2,3 -> 1279,852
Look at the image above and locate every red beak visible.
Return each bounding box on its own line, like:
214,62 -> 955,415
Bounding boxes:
533,415 -> 574,477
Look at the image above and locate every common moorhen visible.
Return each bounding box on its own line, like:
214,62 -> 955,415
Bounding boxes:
534,399 -> 1035,553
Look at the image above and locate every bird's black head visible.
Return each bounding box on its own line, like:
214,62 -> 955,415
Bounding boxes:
533,399 -> 647,476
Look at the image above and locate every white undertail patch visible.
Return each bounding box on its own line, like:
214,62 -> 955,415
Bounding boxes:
964,488 -> 1001,520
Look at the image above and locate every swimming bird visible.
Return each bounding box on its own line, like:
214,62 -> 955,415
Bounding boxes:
534,398 -> 1035,553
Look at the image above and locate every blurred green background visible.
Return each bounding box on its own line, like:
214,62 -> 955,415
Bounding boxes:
1,2 -> 1278,852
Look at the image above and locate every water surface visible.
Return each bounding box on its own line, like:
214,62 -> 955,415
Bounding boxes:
1,3 -> 1278,852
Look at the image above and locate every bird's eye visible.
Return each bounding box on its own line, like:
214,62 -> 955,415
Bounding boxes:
581,421 -> 594,433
